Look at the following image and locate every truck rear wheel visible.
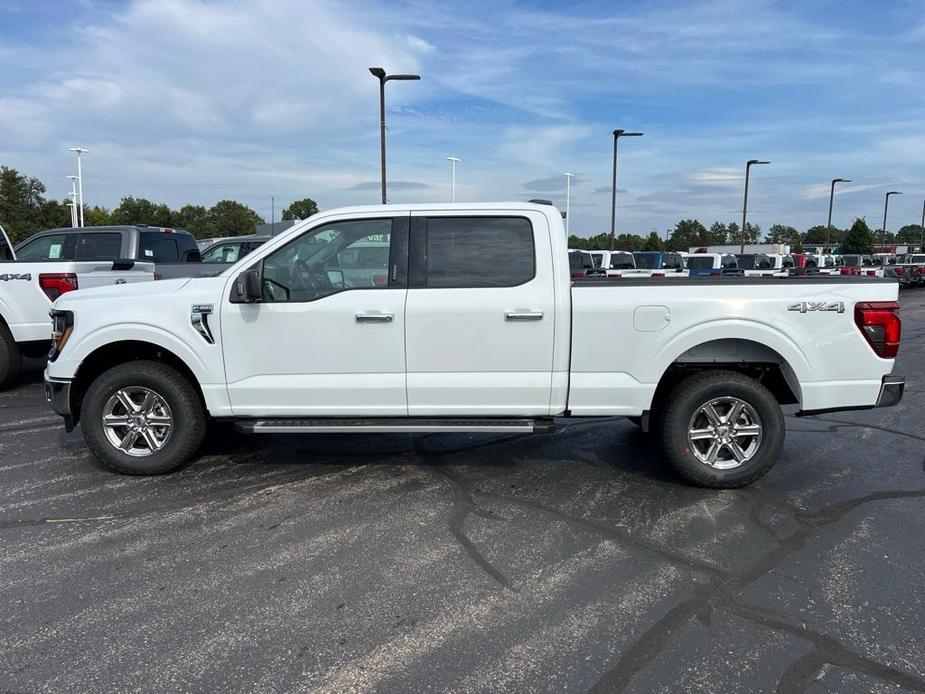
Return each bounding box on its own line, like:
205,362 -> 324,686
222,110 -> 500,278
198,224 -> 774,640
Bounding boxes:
0,321 -> 22,390
657,370 -> 784,488
81,360 -> 206,475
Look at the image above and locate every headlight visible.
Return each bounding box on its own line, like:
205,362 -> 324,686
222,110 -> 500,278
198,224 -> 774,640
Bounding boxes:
49,309 -> 74,361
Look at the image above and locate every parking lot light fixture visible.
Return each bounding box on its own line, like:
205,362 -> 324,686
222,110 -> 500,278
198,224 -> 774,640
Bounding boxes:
826,178 -> 850,250
369,67 -> 421,205
741,159 -> 769,254
564,172 -> 574,235
881,191 -> 901,250
67,176 -> 80,228
610,130 -> 643,251
920,199 -> 925,253
68,147 -> 88,227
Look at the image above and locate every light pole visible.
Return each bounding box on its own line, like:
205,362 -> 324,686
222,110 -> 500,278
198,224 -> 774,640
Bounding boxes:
920,199 -> 925,253
609,129 -> 643,251
741,159 -> 770,253
564,172 -> 574,235
446,157 -> 460,202
826,178 -> 850,251
881,191 -> 901,251
68,147 -> 88,227
66,192 -> 78,228
368,67 -> 420,204
67,175 -> 80,228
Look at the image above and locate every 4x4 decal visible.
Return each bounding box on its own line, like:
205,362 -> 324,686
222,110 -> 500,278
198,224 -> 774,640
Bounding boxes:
0,272 -> 32,281
788,301 -> 845,313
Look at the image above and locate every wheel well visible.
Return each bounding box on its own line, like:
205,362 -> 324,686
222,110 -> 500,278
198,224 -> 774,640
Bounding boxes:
70,341 -> 206,421
650,339 -> 800,414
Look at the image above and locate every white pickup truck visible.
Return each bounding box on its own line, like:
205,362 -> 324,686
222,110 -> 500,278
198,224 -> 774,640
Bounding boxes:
0,224 -> 154,387
42,203 -> 904,488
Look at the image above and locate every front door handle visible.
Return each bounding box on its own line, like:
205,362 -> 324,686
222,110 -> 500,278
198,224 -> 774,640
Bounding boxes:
355,312 -> 394,323
504,311 -> 544,321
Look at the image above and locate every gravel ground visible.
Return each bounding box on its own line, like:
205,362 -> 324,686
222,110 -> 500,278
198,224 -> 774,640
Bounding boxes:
0,291 -> 922,693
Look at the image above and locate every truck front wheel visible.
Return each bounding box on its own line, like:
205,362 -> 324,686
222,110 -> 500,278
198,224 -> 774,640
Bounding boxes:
657,370 -> 784,488
81,360 -> 206,475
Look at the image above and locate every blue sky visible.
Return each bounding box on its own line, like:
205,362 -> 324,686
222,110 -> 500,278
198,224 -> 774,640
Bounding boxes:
2,0 -> 925,237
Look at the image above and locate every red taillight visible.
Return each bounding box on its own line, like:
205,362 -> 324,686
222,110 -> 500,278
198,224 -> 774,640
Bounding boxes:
855,301 -> 901,359
866,270 -> 876,276
39,273 -> 78,301
710,270 -> 721,276
651,272 -> 664,278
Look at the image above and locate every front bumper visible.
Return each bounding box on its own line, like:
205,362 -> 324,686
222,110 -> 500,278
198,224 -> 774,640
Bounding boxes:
44,375 -> 75,432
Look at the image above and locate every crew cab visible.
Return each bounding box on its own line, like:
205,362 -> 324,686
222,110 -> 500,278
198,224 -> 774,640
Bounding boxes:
0,225 -> 155,387
43,203 -> 904,488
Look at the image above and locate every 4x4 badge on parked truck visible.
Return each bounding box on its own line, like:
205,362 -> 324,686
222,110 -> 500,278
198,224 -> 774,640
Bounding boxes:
788,301 -> 845,313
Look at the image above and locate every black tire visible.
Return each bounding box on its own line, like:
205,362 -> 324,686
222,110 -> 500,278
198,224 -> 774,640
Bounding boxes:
657,370 -> 784,488
0,321 -> 22,390
81,360 -> 206,475
627,416 -> 644,429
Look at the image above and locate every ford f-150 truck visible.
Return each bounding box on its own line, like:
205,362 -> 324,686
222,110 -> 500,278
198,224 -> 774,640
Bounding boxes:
0,224 -> 156,387
43,203 -> 904,488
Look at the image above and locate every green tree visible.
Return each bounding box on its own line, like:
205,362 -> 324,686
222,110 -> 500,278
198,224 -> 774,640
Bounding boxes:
841,217 -> 874,255
613,233 -> 645,251
0,165 -> 54,242
172,204 -> 209,237
896,224 -> 923,244
282,197 -> 319,220
206,200 -> 263,237
642,230 -> 664,251
83,205 -> 113,226
567,234 -> 589,250
765,223 -> 804,251
666,219 -> 707,251
707,221 -> 727,245
110,196 -> 174,227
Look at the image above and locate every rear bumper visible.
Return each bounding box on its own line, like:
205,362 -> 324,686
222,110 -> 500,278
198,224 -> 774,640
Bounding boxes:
876,375 -> 905,408
44,374 -> 76,432
796,374 -> 904,417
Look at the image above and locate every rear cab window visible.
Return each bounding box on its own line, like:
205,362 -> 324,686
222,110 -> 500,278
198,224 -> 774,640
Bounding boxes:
140,231 -> 199,263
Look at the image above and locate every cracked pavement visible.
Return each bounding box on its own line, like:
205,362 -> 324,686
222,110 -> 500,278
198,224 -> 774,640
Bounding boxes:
0,292 -> 923,693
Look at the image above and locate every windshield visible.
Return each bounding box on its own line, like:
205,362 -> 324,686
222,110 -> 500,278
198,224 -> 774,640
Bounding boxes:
569,252 -> 592,270
589,252 -> 604,268
633,252 -> 658,269
842,255 -> 861,267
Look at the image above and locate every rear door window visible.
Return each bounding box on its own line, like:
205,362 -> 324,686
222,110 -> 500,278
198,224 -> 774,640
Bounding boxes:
75,232 -> 123,260
421,217 -> 535,288
15,233 -> 76,261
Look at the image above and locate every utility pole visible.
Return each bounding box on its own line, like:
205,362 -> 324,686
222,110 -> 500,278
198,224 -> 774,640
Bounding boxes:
368,67 -> 420,204
564,172 -> 574,235
447,157 -> 460,202
741,159 -> 769,253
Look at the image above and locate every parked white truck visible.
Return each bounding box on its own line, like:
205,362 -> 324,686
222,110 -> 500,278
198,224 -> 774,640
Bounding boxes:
0,224 -> 155,387
43,203 -> 904,487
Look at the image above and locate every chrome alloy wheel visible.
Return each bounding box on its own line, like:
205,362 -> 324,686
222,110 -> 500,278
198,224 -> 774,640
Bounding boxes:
687,396 -> 763,470
101,387 -> 173,457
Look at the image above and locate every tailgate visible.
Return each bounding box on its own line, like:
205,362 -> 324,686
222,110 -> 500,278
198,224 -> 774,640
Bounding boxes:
75,260 -> 156,289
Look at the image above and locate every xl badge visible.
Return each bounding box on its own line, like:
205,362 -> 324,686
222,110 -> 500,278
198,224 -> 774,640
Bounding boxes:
788,301 -> 845,314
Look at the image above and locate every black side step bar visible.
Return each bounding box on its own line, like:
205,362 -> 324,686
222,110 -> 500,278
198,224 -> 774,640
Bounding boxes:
235,417 -> 555,434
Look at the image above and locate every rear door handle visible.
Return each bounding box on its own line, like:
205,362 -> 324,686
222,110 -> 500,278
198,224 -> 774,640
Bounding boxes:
355,312 -> 394,323
504,311 -> 544,321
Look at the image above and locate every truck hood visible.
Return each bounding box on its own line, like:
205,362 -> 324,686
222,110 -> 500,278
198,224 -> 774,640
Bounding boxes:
54,277 -> 194,307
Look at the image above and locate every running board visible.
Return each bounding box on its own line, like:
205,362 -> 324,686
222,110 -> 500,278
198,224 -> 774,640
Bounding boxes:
235,417 -> 554,434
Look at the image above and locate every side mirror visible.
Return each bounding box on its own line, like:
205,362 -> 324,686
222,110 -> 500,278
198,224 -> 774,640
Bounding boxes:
327,269 -> 345,289
234,269 -> 262,303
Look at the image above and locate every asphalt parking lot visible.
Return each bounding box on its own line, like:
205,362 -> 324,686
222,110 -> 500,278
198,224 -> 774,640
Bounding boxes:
1,293 -> 923,694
